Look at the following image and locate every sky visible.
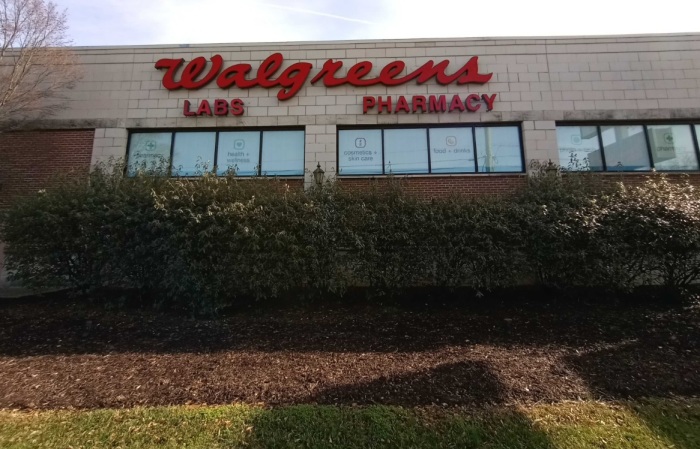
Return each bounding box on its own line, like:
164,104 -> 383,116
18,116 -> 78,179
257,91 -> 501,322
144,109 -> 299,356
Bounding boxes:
56,0 -> 700,47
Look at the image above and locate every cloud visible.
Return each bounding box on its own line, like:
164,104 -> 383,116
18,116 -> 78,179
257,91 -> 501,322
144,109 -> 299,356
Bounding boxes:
100,0 -> 381,45
260,3 -> 378,26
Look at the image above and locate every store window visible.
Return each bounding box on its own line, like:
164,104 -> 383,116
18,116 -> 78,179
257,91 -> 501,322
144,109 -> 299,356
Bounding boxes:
261,130 -> 305,176
475,126 -> 522,173
126,132 -> 172,175
171,132 -> 216,176
557,123 -> 700,172
337,129 -> 383,175
384,128 -> 429,174
338,125 -> 523,175
429,127 -> 475,174
647,125 -> 698,171
127,129 -> 305,177
601,125 -> 650,171
217,131 -> 260,176
556,126 -> 604,171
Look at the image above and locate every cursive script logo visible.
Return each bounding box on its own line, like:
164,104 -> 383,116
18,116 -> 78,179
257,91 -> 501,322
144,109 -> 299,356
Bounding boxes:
155,53 -> 492,101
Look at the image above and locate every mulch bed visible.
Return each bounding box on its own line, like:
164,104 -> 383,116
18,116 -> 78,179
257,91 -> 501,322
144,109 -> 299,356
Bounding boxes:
0,289 -> 698,410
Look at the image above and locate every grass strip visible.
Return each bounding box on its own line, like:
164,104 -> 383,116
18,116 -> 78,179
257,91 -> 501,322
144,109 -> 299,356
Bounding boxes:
0,399 -> 698,449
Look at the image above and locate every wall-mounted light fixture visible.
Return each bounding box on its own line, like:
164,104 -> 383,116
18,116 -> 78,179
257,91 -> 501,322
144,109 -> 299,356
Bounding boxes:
313,163 -> 325,186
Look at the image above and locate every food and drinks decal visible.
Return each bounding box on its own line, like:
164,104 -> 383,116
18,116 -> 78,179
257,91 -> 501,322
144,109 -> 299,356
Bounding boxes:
155,52 -> 496,116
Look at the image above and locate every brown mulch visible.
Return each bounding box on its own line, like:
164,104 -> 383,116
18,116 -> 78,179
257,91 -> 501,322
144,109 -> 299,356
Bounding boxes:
0,290 -> 698,410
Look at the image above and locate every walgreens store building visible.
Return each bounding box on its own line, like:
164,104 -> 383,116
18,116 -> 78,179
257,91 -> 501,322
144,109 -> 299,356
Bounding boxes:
4,32 -> 700,286
0,34 -> 700,215
3,33 -> 700,206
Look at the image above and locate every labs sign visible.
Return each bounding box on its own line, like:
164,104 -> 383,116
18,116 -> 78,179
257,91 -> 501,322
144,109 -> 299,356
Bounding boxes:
155,53 -> 496,116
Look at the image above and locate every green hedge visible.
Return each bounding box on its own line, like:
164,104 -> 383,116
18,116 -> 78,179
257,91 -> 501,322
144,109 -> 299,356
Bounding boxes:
2,161 -> 700,313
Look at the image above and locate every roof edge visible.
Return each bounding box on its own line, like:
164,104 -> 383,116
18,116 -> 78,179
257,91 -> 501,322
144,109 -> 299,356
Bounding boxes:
67,31 -> 700,51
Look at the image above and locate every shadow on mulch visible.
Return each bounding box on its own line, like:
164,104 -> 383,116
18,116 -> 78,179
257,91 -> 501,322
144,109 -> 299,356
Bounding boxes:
566,339 -> 700,399
0,286 -> 691,356
305,360 -> 506,406
0,287 -> 698,409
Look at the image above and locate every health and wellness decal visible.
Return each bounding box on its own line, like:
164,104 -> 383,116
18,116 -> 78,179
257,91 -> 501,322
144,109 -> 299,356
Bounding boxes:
155,52 -> 496,116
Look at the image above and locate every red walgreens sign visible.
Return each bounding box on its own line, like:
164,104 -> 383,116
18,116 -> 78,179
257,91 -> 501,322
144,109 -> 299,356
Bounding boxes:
155,53 -> 493,101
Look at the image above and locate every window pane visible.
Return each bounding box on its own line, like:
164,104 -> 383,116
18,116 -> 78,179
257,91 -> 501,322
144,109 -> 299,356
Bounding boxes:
217,132 -> 261,176
648,125 -> 698,171
338,129 -> 383,175
127,132 -> 171,175
384,128 -> 429,174
601,125 -> 650,171
475,126 -> 523,172
429,128 -> 475,173
556,126 -> 604,171
261,130 -> 304,176
171,132 -> 216,176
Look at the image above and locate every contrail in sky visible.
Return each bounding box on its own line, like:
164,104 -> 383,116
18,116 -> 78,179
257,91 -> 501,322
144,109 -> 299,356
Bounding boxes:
260,3 -> 378,25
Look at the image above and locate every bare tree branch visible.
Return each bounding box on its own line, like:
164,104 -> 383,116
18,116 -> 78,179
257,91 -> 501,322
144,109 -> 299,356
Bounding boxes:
0,0 -> 81,131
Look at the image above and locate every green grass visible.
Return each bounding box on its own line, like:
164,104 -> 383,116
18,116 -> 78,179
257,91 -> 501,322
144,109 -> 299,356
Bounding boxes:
0,399 -> 698,449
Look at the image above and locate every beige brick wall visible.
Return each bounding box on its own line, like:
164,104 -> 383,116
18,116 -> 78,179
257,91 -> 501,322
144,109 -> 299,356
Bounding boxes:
91,128 -> 128,166
40,33 -> 700,181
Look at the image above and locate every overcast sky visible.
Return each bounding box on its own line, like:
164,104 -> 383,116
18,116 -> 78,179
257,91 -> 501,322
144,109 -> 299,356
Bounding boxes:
56,0 -> 700,47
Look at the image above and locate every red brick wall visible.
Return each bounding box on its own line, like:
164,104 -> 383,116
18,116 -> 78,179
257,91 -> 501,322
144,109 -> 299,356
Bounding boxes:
281,179 -> 305,190
337,173 -> 700,200
598,172 -> 700,188
0,130 -> 94,209
338,175 -> 529,199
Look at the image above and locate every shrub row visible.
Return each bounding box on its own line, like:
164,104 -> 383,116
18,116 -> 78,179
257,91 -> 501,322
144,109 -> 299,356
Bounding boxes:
2,161 -> 700,313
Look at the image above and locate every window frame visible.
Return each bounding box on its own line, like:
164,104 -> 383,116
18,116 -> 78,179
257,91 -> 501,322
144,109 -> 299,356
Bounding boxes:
336,123 -> 525,176
557,121 -> 700,173
125,127 -> 306,178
